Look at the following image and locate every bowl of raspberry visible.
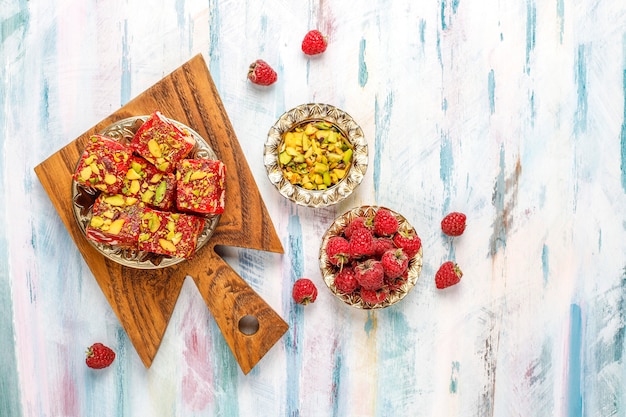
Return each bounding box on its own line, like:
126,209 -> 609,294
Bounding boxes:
264,103 -> 368,208
319,206 -> 423,309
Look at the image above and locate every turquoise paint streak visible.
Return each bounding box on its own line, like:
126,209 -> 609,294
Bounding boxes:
377,310 -> 416,416
440,0 -> 460,30
211,317 -> 239,416
364,311 -> 375,336
358,38 -> 368,87
120,20 -> 131,106
0,3 -> 28,417
207,0 -> 221,85
284,214 -> 304,416
567,304 -> 583,417
525,0 -> 536,74
490,145 -> 506,256
449,361 -> 460,393
556,0 -> 565,44
440,131 -> 453,212
620,66 -> 626,193
488,69 -> 496,114
574,45 -> 588,134
419,19 -> 426,45
541,244 -> 549,285
373,93 -> 393,201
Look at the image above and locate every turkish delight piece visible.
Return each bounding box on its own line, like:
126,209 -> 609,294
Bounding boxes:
73,135 -> 132,194
175,159 -> 226,215
138,208 -> 205,259
122,156 -> 176,210
86,194 -> 143,248
130,111 -> 195,173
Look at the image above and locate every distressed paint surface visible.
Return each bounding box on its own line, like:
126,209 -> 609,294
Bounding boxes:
2,0 -> 626,416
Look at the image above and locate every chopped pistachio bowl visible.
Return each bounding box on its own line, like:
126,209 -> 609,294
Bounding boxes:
264,103 -> 368,208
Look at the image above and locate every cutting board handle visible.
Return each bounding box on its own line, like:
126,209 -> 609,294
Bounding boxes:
191,252 -> 288,374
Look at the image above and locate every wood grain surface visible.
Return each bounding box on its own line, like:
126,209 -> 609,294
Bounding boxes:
34,54 -> 288,374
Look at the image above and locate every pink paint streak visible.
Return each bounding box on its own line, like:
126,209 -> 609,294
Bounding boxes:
181,306 -> 214,411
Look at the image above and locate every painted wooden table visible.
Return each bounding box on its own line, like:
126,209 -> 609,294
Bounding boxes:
2,0 -> 626,416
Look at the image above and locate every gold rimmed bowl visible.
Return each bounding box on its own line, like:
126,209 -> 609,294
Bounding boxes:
264,103 -> 368,208
319,205 -> 423,309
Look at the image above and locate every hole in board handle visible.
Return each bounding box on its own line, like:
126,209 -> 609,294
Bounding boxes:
238,315 -> 260,335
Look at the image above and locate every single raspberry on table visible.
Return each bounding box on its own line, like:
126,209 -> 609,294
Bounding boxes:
247,59 -> 277,86
435,261 -> 463,289
381,248 -> 409,279
372,237 -> 396,258
333,267 -> 359,294
301,29 -> 328,55
373,208 -> 399,237
441,212 -> 467,237
392,228 -> 422,258
325,236 -> 351,267
354,259 -> 385,291
349,227 -> 375,258
292,278 -> 318,305
86,342 -> 116,369
360,288 -> 389,305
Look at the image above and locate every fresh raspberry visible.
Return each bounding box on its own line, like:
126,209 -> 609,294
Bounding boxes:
372,237 -> 396,258
86,343 -> 116,369
292,278 -> 318,305
385,274 -> 407,292
373,208 -> 399,237
393,229 -> 422,258
301,30 -> 328,55
348,227 -> 375,258
380,248 -> 409,279
441,212 -> 467,236
360,288 -> 389,305
325,236 -> 351,267
247,59 -> 277,86
354,259 -> 385,291
344,216 -> 370,240
333,267 -> 359,294
435,261 -> 463,289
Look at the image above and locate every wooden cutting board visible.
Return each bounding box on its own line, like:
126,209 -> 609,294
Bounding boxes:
34,54 -> 288,375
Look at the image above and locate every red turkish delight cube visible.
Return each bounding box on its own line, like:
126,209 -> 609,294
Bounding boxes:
86,194 -> 143,248
73,135 -> 131,194
175,159 -> 226,215
138,208 -> 205,259
122,156 -> 176,210
130,111 -> 195,173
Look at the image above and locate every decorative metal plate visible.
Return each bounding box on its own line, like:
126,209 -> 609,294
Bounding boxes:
319,206 -> 422,309
264,103 -> 368,208
71,116 -> 220,269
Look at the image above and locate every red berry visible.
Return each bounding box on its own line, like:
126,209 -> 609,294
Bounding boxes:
333,267 -> 359,294
380,248 -> 409,279
354,259 -> 385,291
325,236 -> 351,267
372,237 -> 396,258
392,229 -> 422,258
247,59 -> 277,86
385,274 -> 407,292
360,288 -> 388,305
344,216 -> 370,240
373,208 -> 399,237
435,261 -> 463,289
441,212 -> 467,236
349,227 -> 375,258
86,343 -> 116,369
292,278 -> 318,305
301,30 -> 328,55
